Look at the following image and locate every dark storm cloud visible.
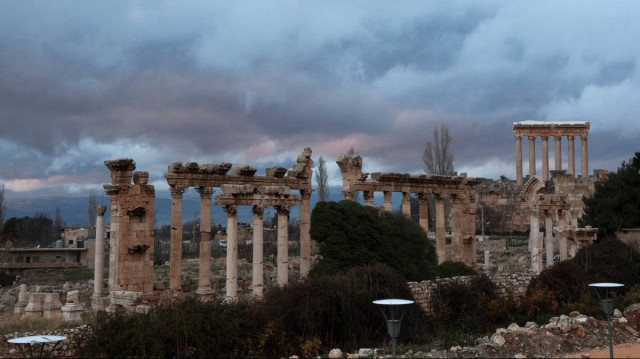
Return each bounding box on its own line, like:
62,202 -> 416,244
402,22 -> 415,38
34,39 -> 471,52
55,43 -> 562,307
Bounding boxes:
1,1 -> 639,198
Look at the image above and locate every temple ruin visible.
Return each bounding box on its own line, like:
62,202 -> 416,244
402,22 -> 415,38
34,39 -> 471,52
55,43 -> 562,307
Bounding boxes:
336,153 -> 482,266
96,149 -> 313,307
163,148 -> 313,300
513,121 -> 590,185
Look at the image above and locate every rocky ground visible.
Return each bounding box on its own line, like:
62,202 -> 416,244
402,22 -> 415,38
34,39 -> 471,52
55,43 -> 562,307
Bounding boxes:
360,306 -> 640,358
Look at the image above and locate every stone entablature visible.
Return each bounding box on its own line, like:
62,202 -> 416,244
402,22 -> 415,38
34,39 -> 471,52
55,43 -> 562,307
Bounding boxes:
513,121 -> 590,137
337,153 -> 482,267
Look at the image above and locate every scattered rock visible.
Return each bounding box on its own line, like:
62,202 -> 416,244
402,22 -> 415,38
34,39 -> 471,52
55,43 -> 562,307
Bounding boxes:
328,348 -> 343,359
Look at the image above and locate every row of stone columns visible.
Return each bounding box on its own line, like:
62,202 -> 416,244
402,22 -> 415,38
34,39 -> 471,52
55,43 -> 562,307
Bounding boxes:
359,190 -> 475,266
515,134 -> 589,185
529,206 -> 578,274
167,185 -> 310,301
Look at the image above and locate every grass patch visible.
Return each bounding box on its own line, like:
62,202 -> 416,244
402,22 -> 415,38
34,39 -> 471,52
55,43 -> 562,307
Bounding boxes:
63,268 -> 94,282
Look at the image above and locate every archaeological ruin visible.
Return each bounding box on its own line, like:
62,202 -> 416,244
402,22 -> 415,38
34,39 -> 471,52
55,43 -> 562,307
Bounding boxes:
336,153 -> 482,267
4,121 -> 600,315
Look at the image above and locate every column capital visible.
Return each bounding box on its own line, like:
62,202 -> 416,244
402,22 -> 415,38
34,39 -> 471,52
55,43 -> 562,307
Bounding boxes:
195,186 -> 214,199
170,185 -> 188,199
567,135 -> 575,140
275,204 -> 290,215
363,191 -> 374,202
580,134 -> 588,141
252,205 -> 264,216
515,134 -> 523,140
300,190 -> 311,200
417,192 -> 430,203
273,204 -> 291,214
555,135 -> 562,140
96,205 -> 107,216
224,204 -> 237,216
528,135 -> 536,140
540,135 -> 549,141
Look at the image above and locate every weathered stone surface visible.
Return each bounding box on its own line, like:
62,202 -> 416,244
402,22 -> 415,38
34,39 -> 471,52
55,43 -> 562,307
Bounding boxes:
328,348 -> 343,358
490,333 -> 506,348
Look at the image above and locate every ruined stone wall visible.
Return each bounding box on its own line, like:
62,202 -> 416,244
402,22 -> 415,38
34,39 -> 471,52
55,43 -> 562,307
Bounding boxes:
408,272 -> 534,316
477,173 -> 597,235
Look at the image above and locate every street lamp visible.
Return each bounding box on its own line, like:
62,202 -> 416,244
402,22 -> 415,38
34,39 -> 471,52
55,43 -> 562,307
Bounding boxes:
588,282 -> 624,359
372,299 -> 414,359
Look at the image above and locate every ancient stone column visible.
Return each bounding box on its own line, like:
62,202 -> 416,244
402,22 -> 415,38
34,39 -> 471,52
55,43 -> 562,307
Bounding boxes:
544,210 -> 553,268
195,187 -> 214,298
14,284 -> 28,315
435,194 -> 446,264
401,192 -> 411,218
224,205 -> 238,301
515,135 -> 523,186
555,135 -> 562,171
449,194 -> 463,262
300,190 -> 311,278
252,205 -> 264,298
529,206 -> 541,273
581,135 -> 588,178
363,191 -> 374,207
276,205 -> 290,286
93,206 -> 107,299
558,210 -> 568,260
541,136 -> 549,181
528,136 -> 536,177
169,185 -> 187,292
383,191 -> 392,212
567,135 -> 575,177
418,193 -> 429,236
569,240 -> 578,258
343,190 -> 354,201
484,251 -> 490,271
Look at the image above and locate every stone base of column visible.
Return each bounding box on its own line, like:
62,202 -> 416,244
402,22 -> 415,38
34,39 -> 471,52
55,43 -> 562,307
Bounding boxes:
91,296 -> 109,311
61,304 -> 84,322
195,287 -> 216,301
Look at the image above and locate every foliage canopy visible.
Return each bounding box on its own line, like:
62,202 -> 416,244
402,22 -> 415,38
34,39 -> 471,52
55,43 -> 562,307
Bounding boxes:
310,200 -> 437,281
581,151 -> 640,238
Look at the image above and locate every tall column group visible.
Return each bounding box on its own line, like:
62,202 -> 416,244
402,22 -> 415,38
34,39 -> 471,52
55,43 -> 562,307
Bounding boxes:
515,133 -> 589,185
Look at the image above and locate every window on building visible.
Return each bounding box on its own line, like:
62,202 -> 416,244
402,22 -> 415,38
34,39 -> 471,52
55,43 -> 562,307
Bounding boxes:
33,256 -> 39,262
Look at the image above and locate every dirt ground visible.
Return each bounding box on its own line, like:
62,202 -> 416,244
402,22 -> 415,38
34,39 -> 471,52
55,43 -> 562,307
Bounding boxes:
568,342 -> 640,358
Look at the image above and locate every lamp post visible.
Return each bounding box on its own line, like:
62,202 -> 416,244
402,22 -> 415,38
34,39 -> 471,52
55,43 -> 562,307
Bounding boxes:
373,299 -> 414,359
588,282 -> 624,359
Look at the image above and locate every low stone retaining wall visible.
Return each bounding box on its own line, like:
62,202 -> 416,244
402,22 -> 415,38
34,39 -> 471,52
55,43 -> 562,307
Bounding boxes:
408,272 -> 534,316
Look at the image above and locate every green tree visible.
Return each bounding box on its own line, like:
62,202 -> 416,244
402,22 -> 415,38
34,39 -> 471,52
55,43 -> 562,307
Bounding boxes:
581,151 -> 640,238
310,200 -> 437,281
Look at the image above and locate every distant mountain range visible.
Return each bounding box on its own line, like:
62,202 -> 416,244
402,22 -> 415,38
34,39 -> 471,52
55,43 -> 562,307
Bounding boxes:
4,188 -> 366,227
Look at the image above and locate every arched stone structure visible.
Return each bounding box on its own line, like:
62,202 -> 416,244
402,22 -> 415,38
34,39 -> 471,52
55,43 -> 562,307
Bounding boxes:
521,176 -> 597,274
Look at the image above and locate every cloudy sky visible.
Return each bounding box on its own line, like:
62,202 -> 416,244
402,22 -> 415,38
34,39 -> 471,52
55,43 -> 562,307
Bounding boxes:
1,1 -> 639,201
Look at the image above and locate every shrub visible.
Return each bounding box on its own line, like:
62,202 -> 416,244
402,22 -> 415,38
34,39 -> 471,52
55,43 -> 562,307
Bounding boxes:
261,263 -> 428,354
431,274 -> 500,334
435,261 -> 477,278
310,200 -> 437,281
